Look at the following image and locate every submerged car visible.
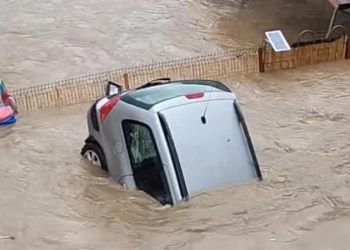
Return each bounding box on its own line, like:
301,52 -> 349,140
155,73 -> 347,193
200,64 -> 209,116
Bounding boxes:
81,78 -> 262,205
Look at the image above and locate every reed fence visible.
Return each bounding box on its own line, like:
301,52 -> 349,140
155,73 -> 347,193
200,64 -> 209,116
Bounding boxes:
11,47 -> 259,112
261,30 -> 348,71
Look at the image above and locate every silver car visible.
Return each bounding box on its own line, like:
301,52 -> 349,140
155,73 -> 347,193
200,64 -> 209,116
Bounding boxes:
81,78 -> 262,205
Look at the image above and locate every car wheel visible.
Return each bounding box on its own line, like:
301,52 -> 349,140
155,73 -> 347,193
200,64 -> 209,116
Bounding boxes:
81,143 -> 108,172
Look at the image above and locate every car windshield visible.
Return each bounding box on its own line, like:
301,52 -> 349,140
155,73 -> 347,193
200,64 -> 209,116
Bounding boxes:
126,83 -> 224,105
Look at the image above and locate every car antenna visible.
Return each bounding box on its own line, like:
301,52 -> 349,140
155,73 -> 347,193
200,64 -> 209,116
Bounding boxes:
200,84 -> 215,124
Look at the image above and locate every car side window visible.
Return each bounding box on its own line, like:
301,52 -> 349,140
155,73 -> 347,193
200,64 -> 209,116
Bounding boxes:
127,122 -> 157,166
122,120 -> 172,205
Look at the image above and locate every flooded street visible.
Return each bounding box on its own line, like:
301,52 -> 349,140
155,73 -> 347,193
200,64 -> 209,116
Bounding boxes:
1,62 -> 350,249
1,0 -> 350,249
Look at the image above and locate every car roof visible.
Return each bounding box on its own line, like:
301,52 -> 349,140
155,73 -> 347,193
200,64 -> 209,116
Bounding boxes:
119,80 -> 231,110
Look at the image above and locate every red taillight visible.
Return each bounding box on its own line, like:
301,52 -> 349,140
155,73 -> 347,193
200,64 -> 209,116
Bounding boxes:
100,96 -> 120,122
185,92 -> 204,99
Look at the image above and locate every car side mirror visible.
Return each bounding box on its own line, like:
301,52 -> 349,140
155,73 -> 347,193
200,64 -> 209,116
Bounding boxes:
106,81 -> 122,96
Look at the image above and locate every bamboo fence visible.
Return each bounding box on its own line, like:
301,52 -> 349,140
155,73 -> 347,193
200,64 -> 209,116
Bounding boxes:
262,35 -> 347,71
11,47 -> 259,112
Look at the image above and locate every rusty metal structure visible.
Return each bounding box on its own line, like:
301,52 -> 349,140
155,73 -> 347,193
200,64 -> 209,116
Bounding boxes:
291,0 -> 350,47
326,0 -> 350,38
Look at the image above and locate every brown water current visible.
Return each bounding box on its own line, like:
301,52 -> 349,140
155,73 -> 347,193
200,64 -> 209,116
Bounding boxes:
1,0 -> 350,249
1,61 -> 350,249
0,0 -> 345,89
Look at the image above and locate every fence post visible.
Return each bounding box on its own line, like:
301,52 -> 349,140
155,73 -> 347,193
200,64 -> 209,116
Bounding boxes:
345,35 -> 350,59
55,87 -> 62,108
258,47 -> 265,72
123,73 -> 131,89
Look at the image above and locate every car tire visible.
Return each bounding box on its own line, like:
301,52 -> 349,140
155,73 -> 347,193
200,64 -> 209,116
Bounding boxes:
81,143 -> 108,172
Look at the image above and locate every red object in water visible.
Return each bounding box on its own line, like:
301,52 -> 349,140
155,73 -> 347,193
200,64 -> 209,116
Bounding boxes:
1,94 -> 18,114
0,105 -> 14,121
1,92 -> 10,103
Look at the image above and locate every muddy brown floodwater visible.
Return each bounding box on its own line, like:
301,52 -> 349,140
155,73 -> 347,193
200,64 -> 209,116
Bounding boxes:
1,61 -> 350,250
0,0 -> 343,89
1,0 -> 350,249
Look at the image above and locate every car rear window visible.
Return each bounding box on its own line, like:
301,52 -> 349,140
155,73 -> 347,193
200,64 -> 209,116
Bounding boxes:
121,82 -> 227,109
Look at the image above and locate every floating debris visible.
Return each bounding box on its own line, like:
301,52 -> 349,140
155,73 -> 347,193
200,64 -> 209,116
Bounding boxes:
0,235 -> 15,240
